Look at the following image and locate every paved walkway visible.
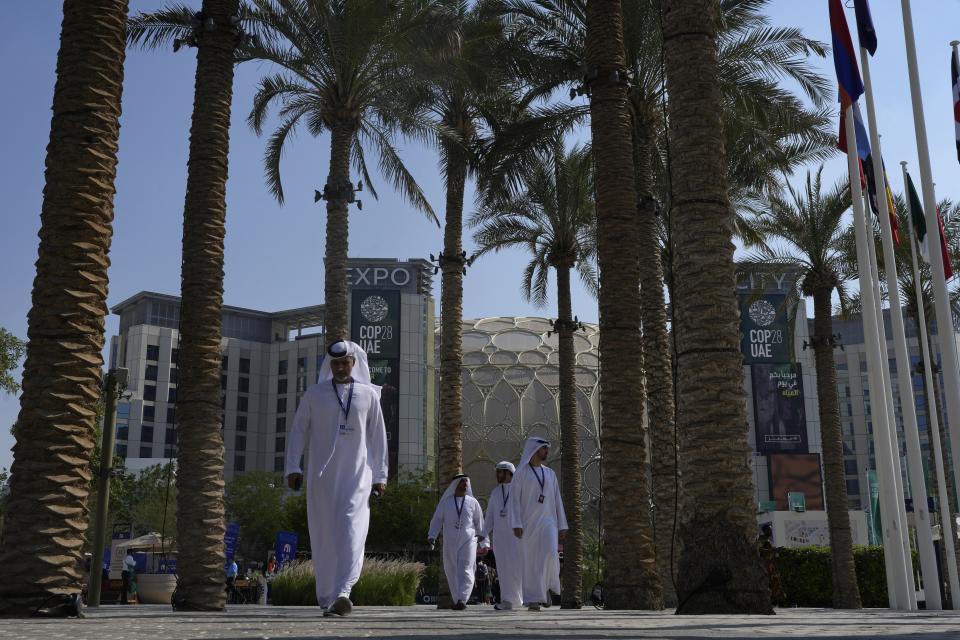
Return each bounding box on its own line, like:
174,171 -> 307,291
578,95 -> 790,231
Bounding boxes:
3,604 -> 960,640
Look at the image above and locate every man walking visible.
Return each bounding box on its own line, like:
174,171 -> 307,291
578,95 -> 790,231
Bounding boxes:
428,475 -> 484,610
285,340 -> 388,617
481,461 -> 523,611
511,438 -> 567,611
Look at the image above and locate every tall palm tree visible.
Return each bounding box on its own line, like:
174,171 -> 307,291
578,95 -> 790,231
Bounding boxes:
471,141 -> 596,609
750,167 -> 859,609
246,0 -> 443,346
504,0 -> 832,605
127,0 -> 243,611
662,0 -> 772,614
0,0 -> 129,617
583,0 -> 661,610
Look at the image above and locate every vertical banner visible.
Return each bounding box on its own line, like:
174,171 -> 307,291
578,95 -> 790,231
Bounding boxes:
353,290 -> 401,477
274,531 -> 298,570
752,363 -> 808,453
224,521 -> 241,565
740,294 -> 790,363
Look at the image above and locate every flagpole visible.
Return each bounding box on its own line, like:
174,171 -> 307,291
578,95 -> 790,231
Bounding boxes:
901,0 -> 960,535
903,162 -> 960,606
861,50 -> 944,610
862,188 -> 919,610
844,104 -> 913,610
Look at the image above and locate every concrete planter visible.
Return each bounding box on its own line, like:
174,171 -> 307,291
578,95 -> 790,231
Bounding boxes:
136,574 -> 177,605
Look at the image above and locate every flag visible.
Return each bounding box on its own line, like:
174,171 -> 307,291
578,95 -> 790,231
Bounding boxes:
863,155 -> 900,245
952,47 -> 960,164
907,172 -> 930,262
936,206 -> 954,280
838,101 -> 871,160
853,0 -> 877,56
830,0 -> 864,107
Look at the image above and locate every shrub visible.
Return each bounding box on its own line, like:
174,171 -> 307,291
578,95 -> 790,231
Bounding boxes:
775,545 -> 906,608
271,557 -> 425,606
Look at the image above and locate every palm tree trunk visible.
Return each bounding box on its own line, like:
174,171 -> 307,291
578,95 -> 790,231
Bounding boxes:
0,0 -> 128,616
585,0 -> 662,610
436,153 -> 467,608
172,0 -> 240,611
633,110 -> 680,608
663,0 -> 771,614
556,264 -> 583,608
323,123 -> 356,345
811,288 -> 861,608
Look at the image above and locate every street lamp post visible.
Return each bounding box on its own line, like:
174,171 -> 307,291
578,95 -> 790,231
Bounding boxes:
87,367 -> 127,607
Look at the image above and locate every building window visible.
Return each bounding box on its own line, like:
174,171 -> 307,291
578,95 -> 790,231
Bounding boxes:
145,364 -> 158,381
275,436 -> 285,452
278,360 -> 288,376
170,368 -> 178,384
843,459 -> 858,475
143,405 -> 155,422
143,385 -> 157,402
115,444 -> 127,457
297,357 -> 306,372
146,344 -> 160,361
139,445 -> 153,458
277,397 -> 286,414
276,417 -> 286,433
221,394 -> 226,409
222,355 -> 229,370
240,357 -> 250,374
846,479 -> 861,496
168,388 -> 177,403
274,456 -> 284,472
234,454 -> 246,472
278,378 -> 288,395
237,396 -> 248,413
221,374 -> 227,390
165,427 -> 176,445
239,377 -> 249,393
171,348 -> 179,364
141,425 -> 154,442
166,407 -> 176,425
236,415 -> 247,432
164,445 -> 177,458
235,435 -> 247,451
117,425 -> 129,440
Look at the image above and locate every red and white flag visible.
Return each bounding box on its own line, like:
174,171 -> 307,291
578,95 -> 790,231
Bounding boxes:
953,46 -> 960,163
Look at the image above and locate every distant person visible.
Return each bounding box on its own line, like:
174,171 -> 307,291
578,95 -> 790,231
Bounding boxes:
511,438 -> 567,611
121,552 -> 137,604
758,523 -> 784,602
428,475 -> 484,610
285,340 -> 388,617
480,461 -> 522,611
226,559 -> 239,602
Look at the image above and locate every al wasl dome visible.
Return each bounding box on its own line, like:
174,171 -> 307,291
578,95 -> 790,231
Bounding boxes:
444,317 -> 603,502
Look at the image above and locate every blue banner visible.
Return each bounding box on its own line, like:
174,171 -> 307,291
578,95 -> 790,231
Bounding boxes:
275,531 -> 298,569
224,521 -> 241,566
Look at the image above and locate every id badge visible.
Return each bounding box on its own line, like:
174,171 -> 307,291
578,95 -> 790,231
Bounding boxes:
339,424 -> 347,434
538,494 -> 545,504
500,509 -> 507,518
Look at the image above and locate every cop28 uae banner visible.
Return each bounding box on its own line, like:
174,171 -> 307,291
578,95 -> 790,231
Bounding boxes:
740,293 -> 790,364
752,362 -> 808,454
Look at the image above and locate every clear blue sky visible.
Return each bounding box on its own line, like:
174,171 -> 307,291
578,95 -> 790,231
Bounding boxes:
2,1 -> 960,470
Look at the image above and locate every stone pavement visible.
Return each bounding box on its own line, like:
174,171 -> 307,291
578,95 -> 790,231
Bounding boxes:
2,605 -> 960,640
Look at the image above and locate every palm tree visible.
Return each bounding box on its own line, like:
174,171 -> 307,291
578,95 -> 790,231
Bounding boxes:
583,0 -> 662,610
662,0 -> 772,614
246,0 -> 443,346
504,0 -> 832,605
471,141 -> 596,609
0,0 -> 129,616
749,168 -> 859,609
127,0 -> 243,611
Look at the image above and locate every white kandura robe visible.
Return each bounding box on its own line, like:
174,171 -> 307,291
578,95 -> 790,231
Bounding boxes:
482,483 -> 523,608
510,463 -> 568,605
285,380 -> 388,607
429,492 -> 484,603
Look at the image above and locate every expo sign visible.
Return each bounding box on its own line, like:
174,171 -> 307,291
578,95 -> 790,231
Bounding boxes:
347,266 -> 412,289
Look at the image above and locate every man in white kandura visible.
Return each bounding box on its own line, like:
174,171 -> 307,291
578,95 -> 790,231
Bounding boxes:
285,340 -> 388,617
428,474 -> 484,610
479,461 -> 523,611
511,437 -> 568,611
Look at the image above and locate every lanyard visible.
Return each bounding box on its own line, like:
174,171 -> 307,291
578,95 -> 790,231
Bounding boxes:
455,496 -> 465,521
332,380 -> 354,421
530,463 -> 545,494
500,484 -> 509,509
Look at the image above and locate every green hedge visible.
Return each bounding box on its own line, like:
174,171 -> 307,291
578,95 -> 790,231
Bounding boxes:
271,557 -> 425,606
775,545 -> 909,608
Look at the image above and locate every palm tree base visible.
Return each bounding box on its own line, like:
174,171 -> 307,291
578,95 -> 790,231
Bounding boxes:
602,584 -> 664,610
0,592 -> 84,618
171,586 -> 225,612
674,515 -> 773,615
